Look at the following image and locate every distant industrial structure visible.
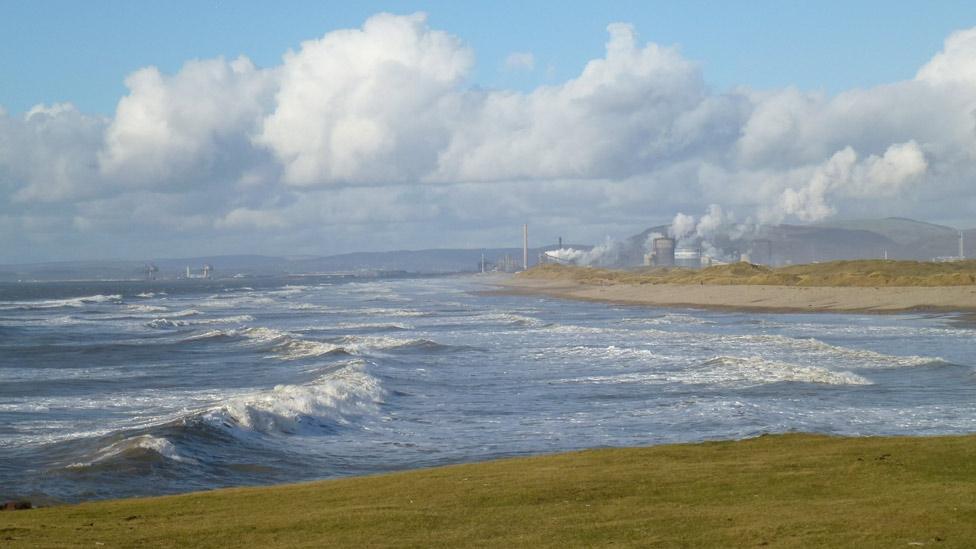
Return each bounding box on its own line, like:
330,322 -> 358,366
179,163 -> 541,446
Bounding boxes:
184,264 -> 214,279
934,231 -> 967,262
645,237 -> 676,267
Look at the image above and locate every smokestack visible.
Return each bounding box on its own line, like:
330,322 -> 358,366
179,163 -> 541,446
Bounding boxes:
523,224 -> 528,270
558,236 -> 562,249
960,231 -> 965,260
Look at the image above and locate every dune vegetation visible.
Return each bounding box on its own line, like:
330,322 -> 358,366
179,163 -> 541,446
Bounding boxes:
2,433 -> 975,547
521,260 -> 976,287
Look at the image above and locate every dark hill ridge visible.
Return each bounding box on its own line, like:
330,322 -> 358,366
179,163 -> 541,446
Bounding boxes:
0,218 -> 969,280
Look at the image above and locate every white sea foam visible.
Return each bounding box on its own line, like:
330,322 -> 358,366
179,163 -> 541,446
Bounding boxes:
265,285 -> 310,296
201,361 -> 385,435
233,328 -> 447,358
0,294 -> 122,310
197,296 -> 276,309
355,307 -> 428,317
272,338 -> 345,360
687,356 -> 871,386
123,304 -> 169,314
476,312 -> 548,327
557,355 -> 869,387
327,322 -> 412,331
146,314 -> 254,329
726,334 -> 943,369
169,309 -> 203,317
619,313 -> 715,326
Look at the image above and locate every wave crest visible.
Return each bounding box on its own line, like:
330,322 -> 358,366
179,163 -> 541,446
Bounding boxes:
201,361 -> 385,435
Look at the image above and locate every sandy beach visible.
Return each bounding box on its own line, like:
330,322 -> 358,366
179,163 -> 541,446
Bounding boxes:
496,275 -> 976,313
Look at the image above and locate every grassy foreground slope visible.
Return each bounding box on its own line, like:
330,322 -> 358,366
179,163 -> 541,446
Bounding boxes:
522,260 -> 976,287
4,434 -> 976,547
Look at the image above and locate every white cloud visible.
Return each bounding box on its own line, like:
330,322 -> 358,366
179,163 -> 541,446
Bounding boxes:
99,56 -> 276,189
503,52 -> 535,72
2,103 -> 106,202
1,14 -> 976,262
916,27 -> 976,85
255,12 -> 473,186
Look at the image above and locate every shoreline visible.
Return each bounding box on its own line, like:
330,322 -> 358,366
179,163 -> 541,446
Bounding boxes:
4,432 -> 975,547
492,275 -> 976,314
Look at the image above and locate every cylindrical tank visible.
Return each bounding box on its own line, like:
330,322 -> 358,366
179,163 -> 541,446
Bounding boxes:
675,247 -> 701,268
653,237 -> 675,266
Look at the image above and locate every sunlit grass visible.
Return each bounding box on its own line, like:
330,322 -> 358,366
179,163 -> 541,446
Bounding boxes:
521,260 -> 976,286
3,434 -> 976,547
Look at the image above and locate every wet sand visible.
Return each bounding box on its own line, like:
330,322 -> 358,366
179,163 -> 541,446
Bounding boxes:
494,275 -> 976,313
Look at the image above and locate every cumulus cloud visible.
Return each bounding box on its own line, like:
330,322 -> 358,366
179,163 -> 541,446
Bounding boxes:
1,13 -> 975,262
2,103 -> 106,202
256,12 -> 473,186
99,56 -> 276,189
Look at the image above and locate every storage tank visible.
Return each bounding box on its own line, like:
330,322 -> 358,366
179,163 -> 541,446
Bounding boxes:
675,247 -> 701,268
652,237 -> 675,266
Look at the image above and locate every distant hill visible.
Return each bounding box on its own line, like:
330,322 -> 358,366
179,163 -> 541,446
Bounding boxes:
0,217 -> 969,280
0,245 -> 591,281
817,217 -> 958,245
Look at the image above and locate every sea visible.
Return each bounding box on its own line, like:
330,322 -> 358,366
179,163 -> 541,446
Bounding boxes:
1,274 -> 974,503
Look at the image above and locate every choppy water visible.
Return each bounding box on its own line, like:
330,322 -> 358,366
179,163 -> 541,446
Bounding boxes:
1,274 -> 974,502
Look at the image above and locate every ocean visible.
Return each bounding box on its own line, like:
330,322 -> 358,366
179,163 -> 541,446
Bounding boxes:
1,274 -> 974,503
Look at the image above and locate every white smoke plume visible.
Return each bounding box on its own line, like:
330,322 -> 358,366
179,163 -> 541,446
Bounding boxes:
546,237 -> 629,266
669,213 -> 697,239
760,141 -> 928,224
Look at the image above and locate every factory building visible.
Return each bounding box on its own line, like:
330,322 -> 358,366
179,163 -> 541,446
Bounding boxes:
674,247 -> 702,268
647,237 -> 675,267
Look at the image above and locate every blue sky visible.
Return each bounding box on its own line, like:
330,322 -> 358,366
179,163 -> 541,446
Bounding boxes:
3,3 -> 976,263
4,1 -> 975,115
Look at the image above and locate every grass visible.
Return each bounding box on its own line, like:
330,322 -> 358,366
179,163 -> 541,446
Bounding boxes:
521,260 -> 976,287
3,433 -> 976,547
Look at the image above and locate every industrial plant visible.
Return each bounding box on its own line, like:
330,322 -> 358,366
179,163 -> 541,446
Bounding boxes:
535,217 -> 972,271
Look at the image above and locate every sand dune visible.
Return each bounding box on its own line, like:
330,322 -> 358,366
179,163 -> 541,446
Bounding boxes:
498,274 -> 976,313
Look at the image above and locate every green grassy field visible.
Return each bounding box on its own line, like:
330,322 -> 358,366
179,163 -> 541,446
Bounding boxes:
522,259 -> 976,287
3,433 -> 976,547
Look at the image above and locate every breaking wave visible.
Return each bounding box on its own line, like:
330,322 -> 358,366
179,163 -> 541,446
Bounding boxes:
200,360 -> 385,436
0,294 -> 122,310
180,326 -> 457,359
66,434 -> 191,469
146,315 -> 254,329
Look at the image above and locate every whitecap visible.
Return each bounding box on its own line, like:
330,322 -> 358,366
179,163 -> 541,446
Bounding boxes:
201,361 -> 385,435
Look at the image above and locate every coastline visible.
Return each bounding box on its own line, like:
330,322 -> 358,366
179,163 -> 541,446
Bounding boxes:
4,433 -> 975,547
493,275 -> 976,314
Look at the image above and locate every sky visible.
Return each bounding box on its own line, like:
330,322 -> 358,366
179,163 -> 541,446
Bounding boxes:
2,2 -> 976,263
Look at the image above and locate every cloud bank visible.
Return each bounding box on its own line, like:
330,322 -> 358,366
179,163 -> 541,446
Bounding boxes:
1,13 -> 975,262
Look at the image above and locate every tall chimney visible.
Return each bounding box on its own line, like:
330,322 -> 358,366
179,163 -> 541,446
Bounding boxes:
961,231 -> 965,260
523,224 -> 528,270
